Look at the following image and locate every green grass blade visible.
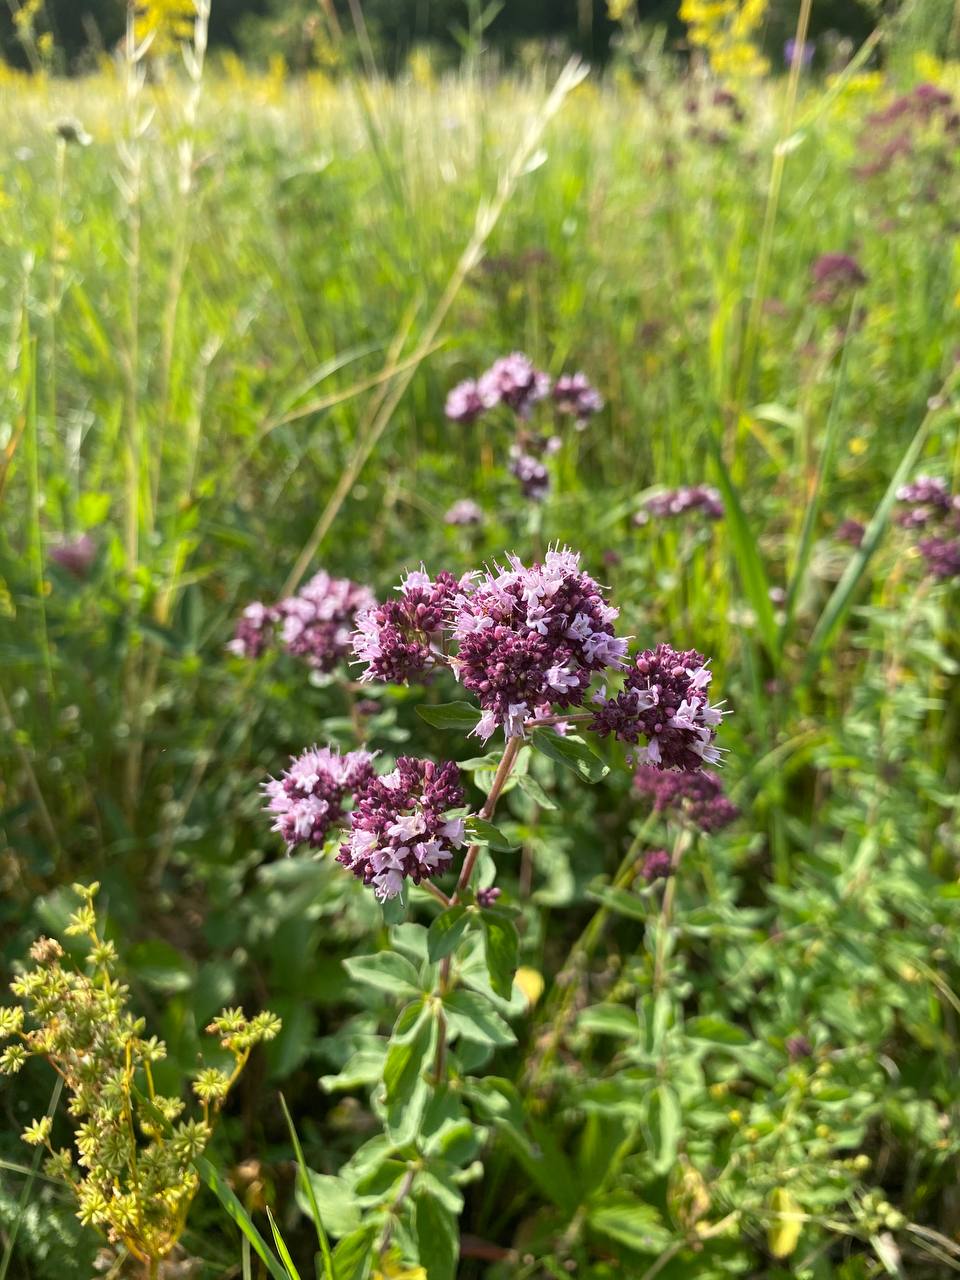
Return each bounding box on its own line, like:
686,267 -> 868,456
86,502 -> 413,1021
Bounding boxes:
0,1079 -> 63,1280
195,1155 -> 290,1280
800,383 -> 957,684
705,428 -> 780,664
266,1206 -> 303,1280
782,308 -> 856,643
280,1092 -> 335,1280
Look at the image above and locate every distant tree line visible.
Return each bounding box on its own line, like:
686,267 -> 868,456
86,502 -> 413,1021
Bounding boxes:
0,0 -> 908,73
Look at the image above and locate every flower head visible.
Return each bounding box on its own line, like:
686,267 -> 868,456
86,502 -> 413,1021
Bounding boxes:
810,253 -> 867,306
639,848 -> 672,883
509,451 -> 550,502
50,534 -> 96,578
445,378 -> 495,425
478,353 -> 551,420
227,601 -> 278,659
278,572 -> 375,671
896,474 -> 951,528
835,518 -> 866,548
634,766 -> 738,832
918,536 -> 960,581
337,757 -> 465,900
451,547 -> 628,740
635,486 -> 724,524
553,372 -> 603,428
444,499 -> 484,527
590,643 -> 725,770
264,745 -> 376,851
353,568 -> 463,684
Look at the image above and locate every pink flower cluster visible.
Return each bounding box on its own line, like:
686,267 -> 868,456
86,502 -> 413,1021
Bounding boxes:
635,485 -> 724,525
444,354 -> 602,429
264,746 -> 377,850
896,474 -> 960,581
590,644 -> 725,770
337,757 -> 465,900
353,569 -> 466,684
634,765 -> 738,832
228,570 -> 374,670
451,548 -> 629,739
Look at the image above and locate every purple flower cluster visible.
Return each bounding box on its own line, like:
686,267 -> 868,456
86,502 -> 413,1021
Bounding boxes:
451,548 -> 629,740
445,499 -> 484,527
277,572 -> 376,670
227,601 -> 278,660
810,253 -> 867,307
337,757 -> 465,900
634,765 -> 739,832
509,450 -> 550,502
478,353 -> 551,419
353,568 -> 464,684
228,571 -> 373,668
896,474 -> 960,581
590,644 -> 725,770
639,848 -> 672,884
552,372 -> 604,429
835,518 -> 866,548
857,82 -> 960,180
634,486 -> 724,525
264,745 -> 377,851
444,379 -> 498,425
49,534 -> 96,578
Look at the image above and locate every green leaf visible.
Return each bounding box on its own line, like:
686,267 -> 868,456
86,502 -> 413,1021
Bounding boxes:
687,1015 -> 751,1046
195,1157 -> 290,1280
332,1225 -> 376,1280
443,989 -> 516,1047
587,885 -> 650,921
427,906 -> 471,961
704,426 -> 780,663
578,1006 -> 640,1038
384,1009 -> 437,1105
126,940 -> 194,994
266,1207 -> 302,1280
516,772 -> 557,809
280,1097 -> 337,1276
343,952 -> 422,998
530,729 -> 608,783
481,910 -> 519,1000
416,701 -> 481,730
648,1084 -> 680,1175
465,816 -> 517,850
294,1171 -> 360,1239
588,1195 -> 672,1254
415,1191 -> 459,1280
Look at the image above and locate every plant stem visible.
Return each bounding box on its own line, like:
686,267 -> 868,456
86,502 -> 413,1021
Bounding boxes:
652,828 -> 690,997
433,735 -> 524,1082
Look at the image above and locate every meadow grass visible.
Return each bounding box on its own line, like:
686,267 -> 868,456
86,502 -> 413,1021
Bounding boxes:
1,33 -> 960,1279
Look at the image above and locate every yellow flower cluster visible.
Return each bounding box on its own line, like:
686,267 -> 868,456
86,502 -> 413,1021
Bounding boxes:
135,0 -> 196,53
679,0 -> 770,82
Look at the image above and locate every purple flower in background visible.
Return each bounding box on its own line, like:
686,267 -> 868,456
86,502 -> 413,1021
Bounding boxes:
553,372 -> 604,429
640,849 -> 672,883
451,547 -> 628,741
445,378 -> 495,425
353,568 -> 463,684
337,757 -> 465,900
836,518 -> 866,548
444,499 -> 484,527
590,643 -> 725,770
49,534 -> 96,578
264,745 -> 376,851
477,885 -> 502,907
634,765 -> 739,832
896,474 -> 951,528
227,601 -> 278,659
509,450 -> 550,502
810,253 -> 867,306
478,353 -> 551,420
784,38 -> 814,68
635,486 -> 724,524
786,1034 -> 813,1061
918,536 -> 960,581
277,572 -> 376,671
